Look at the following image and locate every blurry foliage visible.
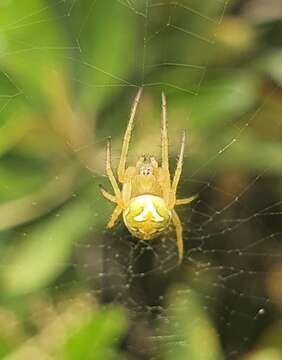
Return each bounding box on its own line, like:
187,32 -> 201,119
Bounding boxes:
161,287 -> 224,360
58,306 -> 127,360
0,0 -> 281,359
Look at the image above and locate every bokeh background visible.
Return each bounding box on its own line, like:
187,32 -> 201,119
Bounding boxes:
0,0 -> 282,359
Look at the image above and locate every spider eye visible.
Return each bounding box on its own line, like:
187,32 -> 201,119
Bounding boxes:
140,166 -> 153,176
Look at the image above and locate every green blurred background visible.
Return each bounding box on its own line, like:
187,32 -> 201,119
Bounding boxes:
0,0 -> 281,359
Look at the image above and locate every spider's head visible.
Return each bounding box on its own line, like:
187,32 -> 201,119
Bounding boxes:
123,194 -> 171,240
138,155 -> 158,176
140,163 -> 153,176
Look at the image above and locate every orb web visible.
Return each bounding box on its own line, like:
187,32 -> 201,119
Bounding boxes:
0,0 -> 281,359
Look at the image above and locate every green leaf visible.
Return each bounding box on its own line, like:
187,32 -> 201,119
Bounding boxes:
245,349 -> 282,360
161,287 -> 224,360
1,196 -> 94,295
68,0 -> 137,111
175,71 -> 260,131
0,174 -> 114,295
0,0 -> 68,105
0,337 -> 12,358
0,160 -> 46,202
256,48 -> 282,86
187,133 -> 282,176
58,307 -> 127,360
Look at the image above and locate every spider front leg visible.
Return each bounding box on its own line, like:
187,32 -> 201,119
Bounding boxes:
161,92 -> 171,203
161,92 -> 169,174
169,129 -> 186,209
105,137 -> 122,203
172,209 -> 183,263
117,87 -> 143,183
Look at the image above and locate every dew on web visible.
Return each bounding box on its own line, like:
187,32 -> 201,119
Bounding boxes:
0,0 -> 281,359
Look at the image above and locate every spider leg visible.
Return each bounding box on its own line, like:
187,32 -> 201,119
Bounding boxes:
161,92 -> 171,190
175,194 -> 197,206
106,205 -> 123,228
172,209 -> 183,263
117,87 -> 143,183
169,129 -> 186,208
99,184 -> 117,203
106,137 -> 122,204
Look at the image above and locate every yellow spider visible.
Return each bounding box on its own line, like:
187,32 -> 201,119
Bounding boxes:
100,88 -> 196,263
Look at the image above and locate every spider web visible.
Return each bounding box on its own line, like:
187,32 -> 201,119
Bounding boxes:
0,0 -> 282,359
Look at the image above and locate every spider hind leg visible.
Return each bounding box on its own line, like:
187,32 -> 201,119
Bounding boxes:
106,205 -> 123,229
175,194 -> 197,206
172,209 -> 183,263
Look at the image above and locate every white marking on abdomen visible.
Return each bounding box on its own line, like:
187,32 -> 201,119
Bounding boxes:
134,196 -> 164,222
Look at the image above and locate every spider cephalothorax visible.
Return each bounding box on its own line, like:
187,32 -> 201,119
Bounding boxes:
100,88 -> 196,263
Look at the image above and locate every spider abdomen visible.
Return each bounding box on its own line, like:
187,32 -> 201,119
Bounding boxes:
123,194 -> 171,240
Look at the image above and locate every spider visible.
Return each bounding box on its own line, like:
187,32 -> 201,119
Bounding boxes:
100,88 -> 196,263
